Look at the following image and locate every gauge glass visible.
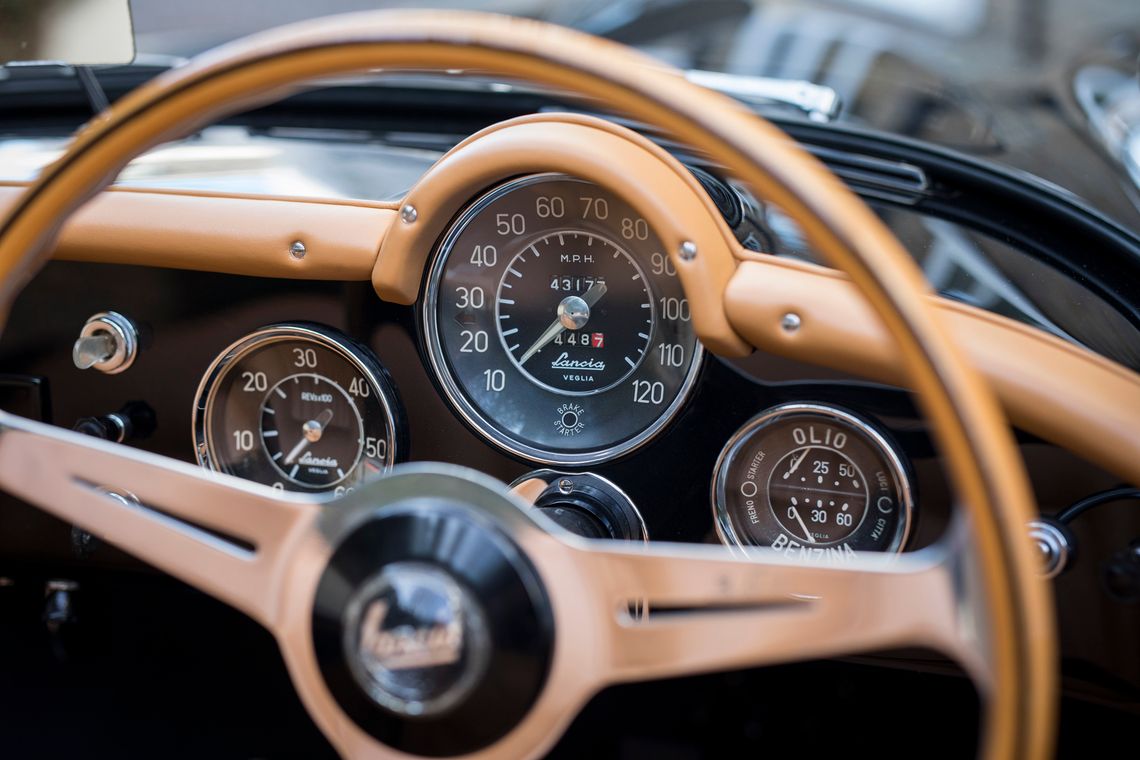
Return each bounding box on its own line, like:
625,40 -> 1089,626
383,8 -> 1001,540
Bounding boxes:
712,403 -> 913,558
423,174 -> 702,465
194,324 -> 403,494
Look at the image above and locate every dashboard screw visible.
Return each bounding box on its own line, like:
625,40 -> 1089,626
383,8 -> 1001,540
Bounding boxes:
290,241 -> 307,259
558,478 -> 574,495
781,312 -> 801,333
400,204 -> 418,224
678,240 -> 698,261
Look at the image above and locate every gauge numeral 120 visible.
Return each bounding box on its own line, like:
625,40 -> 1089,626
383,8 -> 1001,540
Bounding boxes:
632,379 -> 665,404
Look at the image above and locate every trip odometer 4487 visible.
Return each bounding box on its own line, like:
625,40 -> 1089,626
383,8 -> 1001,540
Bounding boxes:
424,174 -> 702,464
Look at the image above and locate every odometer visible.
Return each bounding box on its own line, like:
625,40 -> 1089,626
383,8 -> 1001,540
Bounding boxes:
423,174 -> 702,464
193,323 -> 405,494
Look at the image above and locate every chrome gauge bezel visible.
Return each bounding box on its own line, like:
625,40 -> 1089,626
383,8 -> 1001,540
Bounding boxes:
421,173 -> 704,466
193,322 -> 402,491
711,402 -> 915,555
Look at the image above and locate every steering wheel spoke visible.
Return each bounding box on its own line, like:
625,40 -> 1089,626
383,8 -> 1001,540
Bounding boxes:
0,411 -> 319,628
564,524 -> 990,689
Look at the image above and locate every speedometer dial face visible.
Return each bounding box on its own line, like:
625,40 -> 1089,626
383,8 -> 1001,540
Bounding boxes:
194,323 -> 404,494
423,174 -> 702,465
712,403 -> 914,559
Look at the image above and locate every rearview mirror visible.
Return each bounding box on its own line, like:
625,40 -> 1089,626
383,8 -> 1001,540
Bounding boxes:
0,0 -> 134,66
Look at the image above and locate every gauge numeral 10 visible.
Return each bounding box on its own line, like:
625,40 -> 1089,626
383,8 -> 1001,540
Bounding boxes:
349,377 -> 370,397
455,285 -> 485,309
483,368 -> 506,392
535,196 -> 565,218
657,343 -> 685,367
632,379 -> 665,405
233,429 -> 255,451
471,244 -> 498,268
460,330 -> 489,353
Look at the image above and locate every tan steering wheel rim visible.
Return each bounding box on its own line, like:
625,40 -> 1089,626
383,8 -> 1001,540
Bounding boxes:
0,10 -> 1054,759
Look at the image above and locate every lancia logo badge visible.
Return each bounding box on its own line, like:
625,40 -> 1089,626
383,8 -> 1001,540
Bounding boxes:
345,561 -> 489,717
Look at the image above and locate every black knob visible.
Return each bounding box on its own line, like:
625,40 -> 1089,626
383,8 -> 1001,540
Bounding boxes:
72,400 -> 156,443
529,473 -> 645,542
535,504 -> 610,539
1103,541 -> 1140,603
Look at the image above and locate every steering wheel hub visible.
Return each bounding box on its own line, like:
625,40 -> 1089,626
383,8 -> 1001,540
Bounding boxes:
311,501 -> 554,756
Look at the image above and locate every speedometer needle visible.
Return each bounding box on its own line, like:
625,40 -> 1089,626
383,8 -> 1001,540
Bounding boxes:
516,281 -> 607,366
790,505 -> 816,544
284,408 -> 334,465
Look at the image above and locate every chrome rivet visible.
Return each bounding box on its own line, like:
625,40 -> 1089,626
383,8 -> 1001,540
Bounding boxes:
400,204 -> 418,224
290,241 -> 307,259
678,240 -> 698,261
781,312 -> 801,333
558,478 -> 574,495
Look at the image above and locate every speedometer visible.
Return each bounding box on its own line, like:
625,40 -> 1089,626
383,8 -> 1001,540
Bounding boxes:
423,174 -> 702,464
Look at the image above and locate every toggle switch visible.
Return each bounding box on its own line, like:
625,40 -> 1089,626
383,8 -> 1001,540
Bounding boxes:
72,311 -> 139,374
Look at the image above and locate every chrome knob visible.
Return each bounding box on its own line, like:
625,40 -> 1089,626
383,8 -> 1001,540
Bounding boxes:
72,311 -> 138,374
1028,519 -> 1071,579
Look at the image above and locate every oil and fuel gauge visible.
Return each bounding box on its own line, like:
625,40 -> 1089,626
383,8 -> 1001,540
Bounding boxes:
712,402 -> 914,560
193,323 -> 406,494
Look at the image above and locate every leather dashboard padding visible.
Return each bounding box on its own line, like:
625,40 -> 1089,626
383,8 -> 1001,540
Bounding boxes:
373,113 -> 751,356
0,183 -> 391,280
0,10 -> 1054,759
726,256 -> 1140,488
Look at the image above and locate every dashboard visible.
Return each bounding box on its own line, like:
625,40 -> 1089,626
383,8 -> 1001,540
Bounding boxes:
0,76 -> 1139,756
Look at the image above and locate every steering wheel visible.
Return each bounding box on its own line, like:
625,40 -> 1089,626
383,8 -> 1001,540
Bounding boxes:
0,11 -> 1054,759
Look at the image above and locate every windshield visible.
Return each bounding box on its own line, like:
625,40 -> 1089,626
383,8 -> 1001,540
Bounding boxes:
124,1 -> 1140,223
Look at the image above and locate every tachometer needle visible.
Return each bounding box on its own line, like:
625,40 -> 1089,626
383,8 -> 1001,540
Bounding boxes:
284,408 -> 334,465
516,281 -> 607,366
790,506 -> 816,544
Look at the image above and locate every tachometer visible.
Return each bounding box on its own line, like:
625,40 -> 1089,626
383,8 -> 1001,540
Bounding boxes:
423,174 -> 702,464
193,323 -> 405,494
712,403 -> 914,560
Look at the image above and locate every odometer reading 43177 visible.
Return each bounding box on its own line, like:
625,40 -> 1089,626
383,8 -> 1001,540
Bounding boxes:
423,174 -> 702,464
